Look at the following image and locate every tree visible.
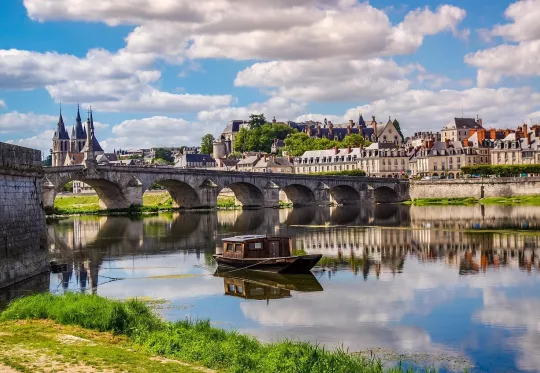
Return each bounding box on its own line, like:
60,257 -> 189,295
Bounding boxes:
234,123 -> 296,153
42,149 -> 52,167
201,134 -> 215,154
154,148 -> 174,164
341,134 -> 370,148
392,119 -> 404,141
62,181 -> 73,192
248,114 -> 267,130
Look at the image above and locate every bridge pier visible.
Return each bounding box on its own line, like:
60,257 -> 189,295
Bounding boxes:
262,184 -> 280,208
314,183 -> 333,206
43,182 -> 56,210
198,183 -> 219,208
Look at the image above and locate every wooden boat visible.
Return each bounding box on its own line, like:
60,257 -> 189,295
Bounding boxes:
213,235 -> 322,273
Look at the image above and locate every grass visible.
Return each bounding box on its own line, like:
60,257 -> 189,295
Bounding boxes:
411,198 -> 478,206
0,320 -> 203,373
0,293 -> 437,373
408,195 -> 540,206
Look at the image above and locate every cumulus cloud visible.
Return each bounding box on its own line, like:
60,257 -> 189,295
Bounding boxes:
466,0 -> 540,86
197,97 -> 306,122
0,112 -> 57,134
101,116 -> 221,150
465,40 -> 540,86
286,87 -> 540,133
24,1 -> 467,62
0,48 -> 231,113
235,59 -> 412,102
6,129 -> 55,154
0,99 -> 5,109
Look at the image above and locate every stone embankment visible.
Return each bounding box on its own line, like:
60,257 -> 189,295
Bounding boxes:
0,142 -> 48,289
410,177 -> 540,200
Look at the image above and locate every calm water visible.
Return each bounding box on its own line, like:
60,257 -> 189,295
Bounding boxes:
7,204 -> 540,372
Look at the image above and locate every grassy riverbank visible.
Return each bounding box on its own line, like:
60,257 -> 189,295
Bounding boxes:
409,195 -> 540,206
0,293 -> 435,373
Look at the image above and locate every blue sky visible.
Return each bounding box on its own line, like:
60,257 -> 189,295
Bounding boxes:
1,0 -> 540,155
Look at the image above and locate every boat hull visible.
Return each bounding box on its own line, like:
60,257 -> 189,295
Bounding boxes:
213,254 -> 322,274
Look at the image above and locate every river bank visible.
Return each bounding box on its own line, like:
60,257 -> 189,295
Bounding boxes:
0,293 -> 437,373
409,195 -> 540,206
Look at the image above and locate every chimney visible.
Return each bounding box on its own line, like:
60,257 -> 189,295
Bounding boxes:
347,145 -> 352,154
504,129 -> 510,137
264,154 -> 267,162
272,116 -> 276,124
334,146 -> 339,155
347,124 -> 351,136
489,128 -> 496,140
477,118 -> 483,127
477,128 -> 486,144
317,123 -> 321,137
523,123 -> 528,137
463,138 -> 469,147
445,138 -> 450,148
527,132 -> 531,145
427,140 -> 434,149
329,121 -> 334,139
349,119 -> 354,126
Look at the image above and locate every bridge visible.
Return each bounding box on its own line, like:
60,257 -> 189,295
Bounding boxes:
43,164 -> 410,210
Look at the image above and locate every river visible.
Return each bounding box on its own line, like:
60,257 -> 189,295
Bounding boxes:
4,204 -> 540,372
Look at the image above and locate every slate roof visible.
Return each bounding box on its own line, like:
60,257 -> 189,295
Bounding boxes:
443,118 -> 482,130
222,120 -> 246,134
53,113 -> 70,140
73,106 -> 86,140
183,154 -> 216,164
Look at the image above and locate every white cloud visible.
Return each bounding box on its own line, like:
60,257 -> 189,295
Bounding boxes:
235,59 -> 411,102
0,48 -> 232,113
465,0 -> 540,86
0,112 -> 57,134
6,129 -> 55,154
101,116 -> 220,151
197,97 -> 306,122
24,1 -> 467,62
331,87 -> 540,133
0,99 -> 5,109
491,0 -> 540,42
465,40 -> 540,86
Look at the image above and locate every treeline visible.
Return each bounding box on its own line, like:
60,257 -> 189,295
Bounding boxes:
461,165 -> 540,177
283,132 -> 371,156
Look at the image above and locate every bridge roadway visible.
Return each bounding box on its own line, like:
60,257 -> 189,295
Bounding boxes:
43,165 -> 410,210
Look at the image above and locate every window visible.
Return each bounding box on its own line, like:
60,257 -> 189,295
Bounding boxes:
234,244 -> 242,252
226,244 -> 233,252
248,242 -> 263,250
228,284 -> 235,292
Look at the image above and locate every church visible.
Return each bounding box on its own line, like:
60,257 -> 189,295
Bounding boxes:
52,106 -> 116,167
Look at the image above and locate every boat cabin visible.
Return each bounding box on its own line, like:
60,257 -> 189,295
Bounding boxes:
222,277 -> 291,300
222,235 -> 292,259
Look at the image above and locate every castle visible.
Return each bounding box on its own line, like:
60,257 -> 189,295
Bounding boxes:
52,106 -> 106,167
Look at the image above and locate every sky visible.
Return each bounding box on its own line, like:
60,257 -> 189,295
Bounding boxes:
1,0 -> 540,156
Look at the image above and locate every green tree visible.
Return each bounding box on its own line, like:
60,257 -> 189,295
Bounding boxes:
392,119 -> 404,141
42,150 -> 52,167
154,158 -> 169,166
341,134 -> 370,148
154,148 -> 174,164
201,134 -> 215,154
248,114 -> 267,130
62,181 -> 74,192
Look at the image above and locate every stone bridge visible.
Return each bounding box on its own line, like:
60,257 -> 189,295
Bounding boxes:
43,165 -> 410,209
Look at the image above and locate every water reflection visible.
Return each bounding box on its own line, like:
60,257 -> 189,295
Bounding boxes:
34,204 -> 540,372
214,270 -> 323,300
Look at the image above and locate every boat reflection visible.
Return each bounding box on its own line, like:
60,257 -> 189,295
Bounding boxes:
214,270 -> 323,300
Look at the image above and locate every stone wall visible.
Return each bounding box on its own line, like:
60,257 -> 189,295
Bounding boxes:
410,177 -> 540,200
0,142 -> 48,289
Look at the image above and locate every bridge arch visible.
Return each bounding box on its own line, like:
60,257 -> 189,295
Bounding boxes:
153,179 -> 201,208
330,185 -> 360,205
374,186 -> 399,203
281,184 -> 315,206
225,182 -> 265,208
47,173 -> 143,210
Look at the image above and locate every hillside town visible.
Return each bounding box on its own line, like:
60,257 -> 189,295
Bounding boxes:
51,108 -> 540,182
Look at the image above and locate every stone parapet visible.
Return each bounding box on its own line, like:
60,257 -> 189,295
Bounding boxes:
0,141 -> 47,289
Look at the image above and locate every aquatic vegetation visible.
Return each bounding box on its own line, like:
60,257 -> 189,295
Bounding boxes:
411,198 -> 478,206
1,293 -> 439,373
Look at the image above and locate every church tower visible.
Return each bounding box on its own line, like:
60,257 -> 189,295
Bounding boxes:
52,108 -> 70,167
70,105 -> 87,153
